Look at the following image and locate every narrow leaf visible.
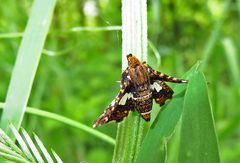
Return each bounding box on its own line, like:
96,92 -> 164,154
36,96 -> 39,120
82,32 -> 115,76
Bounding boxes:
0,128 -> 22,155
0,0 -> 57,131
21,128 -> 44,163
0,142 -> 24,160
51,149 -> 63,163
0,103 -> 115,145
135,62 -> 201,163
178,71 -> 220,163
148,40 -> 161,67
222,38 -> 240,85
0,151 -> 28,163
10,125 -> 34,161
0,32 -> 23,39
70,26 -> 121,32
34,134 -> 54,163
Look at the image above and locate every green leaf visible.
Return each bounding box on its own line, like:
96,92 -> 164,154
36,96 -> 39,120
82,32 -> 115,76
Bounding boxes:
51,149 -> 63,163
0,125 -> 62,162
34,134 -> 54,163
135,62 -> 201,163
0,32 -> 23,39
21,128 -> 44,163
0,0 -> 57,132
0,129 -> 22,155
0,152 -> 27,163
178,71 -> 220,163
0,102 -> 115,145
0,143 -> 24,160
10,125 -> 34,161
222,38 -> 240,85
200,0 -> 230,71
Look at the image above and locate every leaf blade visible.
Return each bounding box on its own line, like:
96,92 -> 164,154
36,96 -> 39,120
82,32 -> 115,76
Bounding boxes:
10,125 -> 34,161
21,128 -> 44,163
135,62 -> 201,163
178,71 -> 220,163
0,0 -> 57,131
34,134 -> 54,163
51,149 -> 63,163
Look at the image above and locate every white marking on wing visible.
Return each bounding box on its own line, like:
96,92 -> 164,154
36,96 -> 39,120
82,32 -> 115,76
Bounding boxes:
119,93 -> 133,105
141,111 -> 151,115
147,68 -> 151,73
151,82 -> 162,92
110,100 -> 115,106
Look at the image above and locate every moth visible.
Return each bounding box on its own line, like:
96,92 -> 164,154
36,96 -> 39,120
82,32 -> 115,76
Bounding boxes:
93,54 -> 188,128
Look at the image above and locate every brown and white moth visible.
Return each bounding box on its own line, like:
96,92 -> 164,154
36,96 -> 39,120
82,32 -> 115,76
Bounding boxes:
93,54 -> 188,128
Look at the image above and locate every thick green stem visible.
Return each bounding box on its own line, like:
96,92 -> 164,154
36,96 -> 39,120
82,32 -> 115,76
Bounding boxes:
113,0 -> 148,162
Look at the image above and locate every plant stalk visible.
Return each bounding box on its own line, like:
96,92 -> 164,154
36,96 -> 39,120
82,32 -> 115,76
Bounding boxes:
113,0 -> 148,162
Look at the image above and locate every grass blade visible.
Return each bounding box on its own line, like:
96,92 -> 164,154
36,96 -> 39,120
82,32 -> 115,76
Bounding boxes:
0,32 -> 23,39
0,125 -> 62,162
0,152 -> 28,163
69,26 -> 121,32
34,134 -> 54,163
201,0 -> 230,70
21,128 -> 44,163
222,38 -> 240,85
0,103 -> 115,145
135,62 -> 200,163
148,40 -> 161,67
0,142 -> 24,160
0,128 -> 22,155
0,0 -> 57,131
9,125 -> 34,161
178,71 -> 220,163
51,149 -> 63,163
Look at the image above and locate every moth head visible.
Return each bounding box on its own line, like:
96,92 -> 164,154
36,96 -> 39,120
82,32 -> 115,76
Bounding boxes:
127,54 -> 141,67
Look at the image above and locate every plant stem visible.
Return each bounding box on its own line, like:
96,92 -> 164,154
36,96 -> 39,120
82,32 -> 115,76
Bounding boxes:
0,102 -> 115,146
113,0 -> 148,162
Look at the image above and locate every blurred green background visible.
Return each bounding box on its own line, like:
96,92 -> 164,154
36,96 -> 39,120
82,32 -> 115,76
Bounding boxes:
0,0 -> 239,162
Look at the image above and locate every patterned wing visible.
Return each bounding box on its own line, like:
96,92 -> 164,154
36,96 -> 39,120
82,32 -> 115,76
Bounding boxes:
93,97 -> 134,128
93,69 -> 132,128
152,81 -> 174,106
142,62 -> 188,83
108,98 -> 134,122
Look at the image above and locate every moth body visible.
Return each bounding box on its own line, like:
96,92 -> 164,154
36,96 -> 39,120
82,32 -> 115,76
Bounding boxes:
129,63 -> 152,121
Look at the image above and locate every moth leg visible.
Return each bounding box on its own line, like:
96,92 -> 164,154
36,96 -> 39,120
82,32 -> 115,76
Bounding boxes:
143,63 -> 188,83
93,98 -> 134,128
152,81 -> 174,106
93,69 -> 131,128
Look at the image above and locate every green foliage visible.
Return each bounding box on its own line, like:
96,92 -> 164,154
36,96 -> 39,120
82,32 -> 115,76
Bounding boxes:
0,124 -> 62,162
135,62 -> 199,163
0,0 -> 239,162
178,71 -> 220,163
1,0 -> 57,131
0,102 -> 115,145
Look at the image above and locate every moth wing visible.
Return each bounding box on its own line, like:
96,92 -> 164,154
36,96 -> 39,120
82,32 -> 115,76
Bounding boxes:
143,63 -> 188,83
109,97 -> 135,122
151,81 -> 174,106
93,94 -> 135,128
